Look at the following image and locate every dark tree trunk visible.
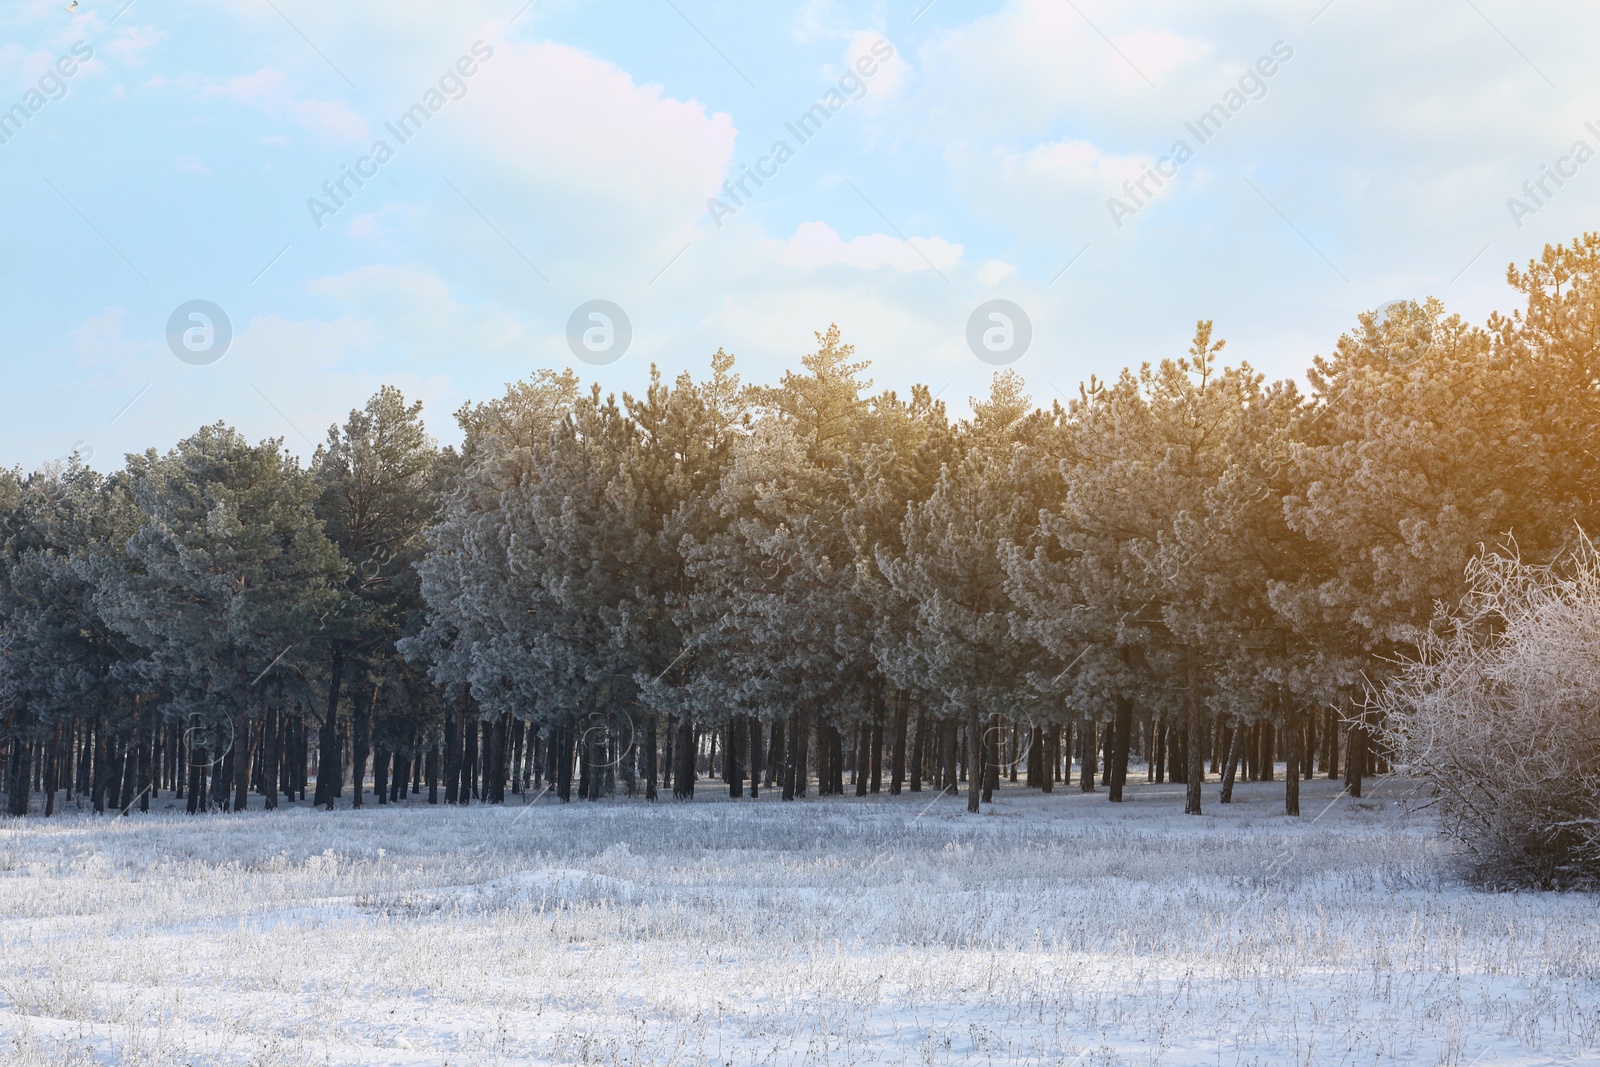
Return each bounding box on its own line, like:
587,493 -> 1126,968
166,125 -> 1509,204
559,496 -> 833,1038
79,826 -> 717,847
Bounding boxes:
644,714 -> 659,802
889,693 -> 908,795
43,722 -> 61,817
314,644 -> 345,809
186,727 -> 203,815
1345,716 -> 1367,799
793,703 -> 810,799
673,716 -> 695,800
1100,717 -> 1113,785
261,705 -> 280,810
966,710 -> 982,812
556,721 -> 575,802
1284,706 -> 1301,817
1043,724 -> 1059,794
444,692 -> 463,803
838,723 -> 851,796
373,745 -> 388,804
979,713 -> 992,806
510,718 -> 524,796
727,715 -> 744,798
578,720 -> 594,801
908,705 -> 925,793
869,705 -> 884,795
1325,707 -> 1340,779
231,654 -> 251,813
1026,725 -> 1041,788
4,730 -> 28,817
746,715 -> 760,800
1152,716 -> 1164,783
781,709 -> 798,801
427,737 -> 439,804
490,714 -> 508,804
350,679 -> 374,811
851,722 -> 865,797
1259,720 -> 1276,781
1109,696 -> 1133,802
1219,717 -> 1246,803
940,718 -> 958,795
461,712 -> 479,803
1184,648 -> 1204,815
1007,719 -> 1019,783
1302,709 -> 1316,780
1078,718 -> 1095,792
92,720 -> 108,814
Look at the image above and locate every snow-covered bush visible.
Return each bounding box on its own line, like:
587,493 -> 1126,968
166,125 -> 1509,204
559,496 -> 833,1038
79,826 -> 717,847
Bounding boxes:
1383,537 -> 1600,889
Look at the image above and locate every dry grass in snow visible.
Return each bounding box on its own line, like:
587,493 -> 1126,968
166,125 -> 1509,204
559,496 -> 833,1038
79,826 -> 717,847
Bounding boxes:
1,776 -> 1597,1066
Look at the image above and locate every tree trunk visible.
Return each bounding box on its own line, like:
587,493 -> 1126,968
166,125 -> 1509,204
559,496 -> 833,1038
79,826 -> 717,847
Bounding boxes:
231,654 -> 251,813
1184,647 -> 1204,815
982,712 -> 1000,803
1043,725 -> 1058,794
91,720 -> 108,814
1219,717 -> 1245,803
1259,720 -> 1276,782
556,721 -> 575,802
674,716 -> 695,800
491,714 -> 509,804
1325,707 -> 1340,780
747,715 -> 760,800
373,744 -> 388,804
644,714 -> 659,802
1109,696 -> 1133,802
427,737 -> 439,804
727,715 -> 744,798
940,718 -> 958,795
1345,716 -> 1366,799
781,709 -> 799,801
1284,706 -> 1301,817
314,643 -> 345,809
1078,718 -> 1095,792
350,678 -> 376,810
186,725 -> 203,815
966,709 -> 982,812
850,722 -> 865,797
4,728 -> 28,818
1100,717 -> 1113,785
870,705 -> 884,795
43,722 -> 61,817
261,703 -> 279,811
908,705 -> 925,793
1303,708 -> 1317,780
794,703 -> 810,799
888,693 -> 908,795
766,714 -> 782,788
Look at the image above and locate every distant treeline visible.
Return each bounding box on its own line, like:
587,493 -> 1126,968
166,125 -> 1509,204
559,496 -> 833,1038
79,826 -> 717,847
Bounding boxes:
4,232 -> 1599,820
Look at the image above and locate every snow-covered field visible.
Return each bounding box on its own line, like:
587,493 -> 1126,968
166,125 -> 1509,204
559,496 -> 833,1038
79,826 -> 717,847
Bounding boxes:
1,777 -> 1597,1067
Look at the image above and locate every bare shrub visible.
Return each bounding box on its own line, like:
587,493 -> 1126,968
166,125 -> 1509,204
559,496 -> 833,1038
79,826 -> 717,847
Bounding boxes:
1383,537 -> 1600,888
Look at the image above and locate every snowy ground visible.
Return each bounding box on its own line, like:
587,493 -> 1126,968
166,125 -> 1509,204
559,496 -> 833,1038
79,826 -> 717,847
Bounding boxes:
1,775 -> 1597,1067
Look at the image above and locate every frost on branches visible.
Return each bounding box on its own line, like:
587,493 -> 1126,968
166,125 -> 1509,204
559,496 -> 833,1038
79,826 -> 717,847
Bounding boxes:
1385,537 -> 1600,888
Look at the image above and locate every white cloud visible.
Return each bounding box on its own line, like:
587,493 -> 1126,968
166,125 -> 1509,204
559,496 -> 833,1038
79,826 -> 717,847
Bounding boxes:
845,30 -> 907,102
451,41 -> 734,216
772,221 -> 963,273
199,67 -> 369,145
976,259 -> 1017,287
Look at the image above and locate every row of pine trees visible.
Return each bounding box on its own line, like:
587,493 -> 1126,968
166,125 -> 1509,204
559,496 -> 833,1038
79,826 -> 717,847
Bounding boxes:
3,234 -> 1598,819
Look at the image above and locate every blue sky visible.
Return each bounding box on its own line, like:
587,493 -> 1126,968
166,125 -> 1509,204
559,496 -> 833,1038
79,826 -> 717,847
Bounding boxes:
1,0 -> 1595,468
